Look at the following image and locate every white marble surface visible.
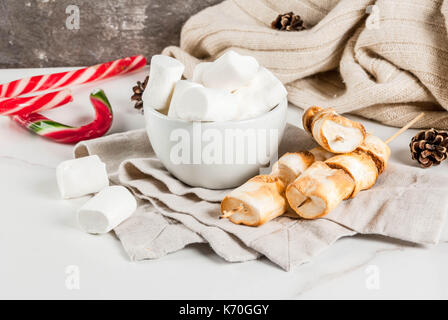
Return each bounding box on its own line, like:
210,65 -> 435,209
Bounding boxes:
1,67 -> 448,300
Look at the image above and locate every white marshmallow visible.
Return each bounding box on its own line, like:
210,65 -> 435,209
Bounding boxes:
77,186 -> 137,234
201,51 -> 259,92
234,67 -> 287,120
56,155 -> 109,199
143,55 -> 185,113
167,80 -> 201,118
191,62 -> 212,84
175,85 -> 239,121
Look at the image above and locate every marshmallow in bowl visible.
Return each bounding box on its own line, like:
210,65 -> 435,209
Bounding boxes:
77,186 -> 137,234
201,51 -> 259,92
175,85 -> 239,121
56,155 -> 109,199
143,55 -> 185,113
168,80 -> 201,118
233,67 -> 288,120
191,62 -> 212,84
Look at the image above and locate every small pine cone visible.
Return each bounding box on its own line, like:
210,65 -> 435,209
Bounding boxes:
131,75 -> 149,112
271,12 -> 306,31
410,128 -> 448,168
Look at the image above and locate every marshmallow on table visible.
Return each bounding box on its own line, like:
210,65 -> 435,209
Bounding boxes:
56,155 -> 109,199
143,55 -> 185,114
191,62 -> 212,84
175,85 -> 239,121
234,67 -> 288,120
201,50 -> 259,92
167,80 -> 201,119
78,186 -> 137,234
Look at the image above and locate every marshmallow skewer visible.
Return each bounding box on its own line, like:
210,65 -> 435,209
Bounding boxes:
303,106 -> 367,154
287,113 -> 424,219
220,147 -> 333,226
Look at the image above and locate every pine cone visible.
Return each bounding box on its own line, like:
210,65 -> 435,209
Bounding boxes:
131,75 -> 149,112
271,12 -> 306,31
410,128 -> 448,168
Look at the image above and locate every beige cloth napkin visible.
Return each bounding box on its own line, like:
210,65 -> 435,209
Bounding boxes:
74,125 -> 448,271
161,0 -> 448,129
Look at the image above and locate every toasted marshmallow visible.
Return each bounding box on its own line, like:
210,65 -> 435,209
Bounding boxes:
326,152 -> 378,197
143,55 -> 184,113
201,50 -> 259,92
286,161 -> 355,219
305,107 -> 366,153
56,155 -> 109,199
233,67 -> 288,120
221,151 -> 316,226
357,134 -> 391,174
271,152 -> 315,185
175,85 -> 239,121
78,186 -> 137,234
302,106 -> 323,133
167,80 -> 201,118
221,175 -> 286,227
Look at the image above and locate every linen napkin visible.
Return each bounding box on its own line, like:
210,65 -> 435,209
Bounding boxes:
74,125 -> 448,271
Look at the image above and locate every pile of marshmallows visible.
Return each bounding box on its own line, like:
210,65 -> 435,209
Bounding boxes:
57,155 -> 136,234
143,50 -> 287,121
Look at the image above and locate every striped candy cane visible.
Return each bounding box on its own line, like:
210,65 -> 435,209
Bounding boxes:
0,55 -> 146,99
1,55 -> 146,143
12,89 -> 113,144
0,89 -> 73,116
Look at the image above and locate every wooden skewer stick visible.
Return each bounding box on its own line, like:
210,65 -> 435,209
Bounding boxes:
335,135 -> 344,142
385,112 -> 424,144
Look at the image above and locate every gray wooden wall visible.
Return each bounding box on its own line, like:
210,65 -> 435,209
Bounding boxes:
0,0 -> 222,68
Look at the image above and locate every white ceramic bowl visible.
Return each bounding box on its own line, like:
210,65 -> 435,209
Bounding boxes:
144,97 -> 287,189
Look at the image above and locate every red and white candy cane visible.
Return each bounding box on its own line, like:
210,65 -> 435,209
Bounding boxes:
12,89 -> 113,144
0,89 -> 73,116
0,55 -> 146,100
0,55 -> 145,117
0,55 -> 147,143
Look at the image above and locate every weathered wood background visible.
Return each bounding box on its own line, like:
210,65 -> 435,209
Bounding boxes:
0,0 -> 222,68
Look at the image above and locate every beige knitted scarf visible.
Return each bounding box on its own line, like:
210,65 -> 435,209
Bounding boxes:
162,0 -> 448,129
